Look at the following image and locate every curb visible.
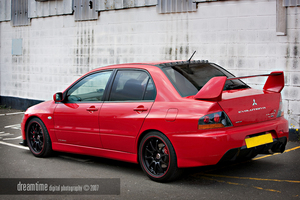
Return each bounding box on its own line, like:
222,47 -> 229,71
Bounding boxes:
289,129 -> 300,142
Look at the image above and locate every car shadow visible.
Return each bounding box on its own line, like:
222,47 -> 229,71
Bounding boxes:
40,151 -> 281,185
53,151 -> 144,175
24,148 -> 281,186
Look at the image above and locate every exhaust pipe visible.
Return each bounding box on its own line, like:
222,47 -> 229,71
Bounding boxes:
271,143 -> 285,153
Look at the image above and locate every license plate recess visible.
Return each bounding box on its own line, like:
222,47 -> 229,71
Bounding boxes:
245,133 -> 273,148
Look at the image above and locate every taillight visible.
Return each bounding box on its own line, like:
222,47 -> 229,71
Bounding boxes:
277,97 -> 284,117
198,111 -> 233,130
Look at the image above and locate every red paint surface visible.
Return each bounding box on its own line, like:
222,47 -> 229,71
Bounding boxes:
21,62 -> 289,168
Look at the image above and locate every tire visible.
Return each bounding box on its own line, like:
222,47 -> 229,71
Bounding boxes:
139,131 -> 182,182
26,118 -> 52,157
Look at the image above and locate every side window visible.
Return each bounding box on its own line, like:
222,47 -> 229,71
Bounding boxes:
67,71 -> 112,102
109,70 -> 156,101
144,79 -> 156,100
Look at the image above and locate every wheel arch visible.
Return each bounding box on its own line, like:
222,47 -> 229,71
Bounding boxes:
136,129 -> 177,164
24,115 -> 53,142
23,116 -> 39,140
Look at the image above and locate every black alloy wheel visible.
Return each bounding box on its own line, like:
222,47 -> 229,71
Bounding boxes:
139,131 -> 182,182
26,118 -> 52,157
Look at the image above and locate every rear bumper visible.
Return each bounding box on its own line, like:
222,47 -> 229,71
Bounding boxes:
219,136 -> 287,163
170,117 -> 289,168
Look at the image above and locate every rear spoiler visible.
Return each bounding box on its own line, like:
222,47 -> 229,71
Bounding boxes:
194,71 -> 284,101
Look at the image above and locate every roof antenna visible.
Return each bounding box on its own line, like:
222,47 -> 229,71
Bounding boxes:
186,51 -> 196,74
188,51 -> 196,63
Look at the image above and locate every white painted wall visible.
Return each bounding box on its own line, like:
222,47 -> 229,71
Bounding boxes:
0,0 -> 299,127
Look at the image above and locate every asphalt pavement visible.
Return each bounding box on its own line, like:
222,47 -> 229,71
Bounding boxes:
0,108 -> 299,200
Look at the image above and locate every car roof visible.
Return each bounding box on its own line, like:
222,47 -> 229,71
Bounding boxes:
89,60 -> 210,73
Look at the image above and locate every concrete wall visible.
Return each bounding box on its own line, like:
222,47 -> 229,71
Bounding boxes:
0,0 -> 299,128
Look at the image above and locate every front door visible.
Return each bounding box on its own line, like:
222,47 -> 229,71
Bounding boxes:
54,70 -> 113,148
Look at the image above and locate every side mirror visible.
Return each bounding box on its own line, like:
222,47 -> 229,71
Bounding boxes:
53,92 -> 63,102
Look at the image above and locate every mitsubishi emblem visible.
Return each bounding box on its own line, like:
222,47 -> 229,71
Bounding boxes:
252,99 -> 257,106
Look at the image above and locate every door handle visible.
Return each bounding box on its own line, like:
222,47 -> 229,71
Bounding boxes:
86,106 -> 98,112
133,106 -> 148,112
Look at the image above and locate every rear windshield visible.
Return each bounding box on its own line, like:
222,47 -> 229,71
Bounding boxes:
161,63 -> 249,97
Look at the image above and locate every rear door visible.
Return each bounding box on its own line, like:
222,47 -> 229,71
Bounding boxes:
99,69 -> 156,153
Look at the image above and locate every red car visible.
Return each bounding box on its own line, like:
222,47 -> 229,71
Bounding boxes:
21,60 -> 288,182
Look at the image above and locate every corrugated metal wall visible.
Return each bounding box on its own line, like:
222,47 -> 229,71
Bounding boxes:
0,0 -> 11,21
28,0 -> 73,18
0,0 -> 248,24
73,0 -> 98,21
95,0 -> 157,11
0,0 -> 204,23
194,0 -> 219,2
6,0 -> 299,24
11,0 -> 30,26
157,0 -> 196,14
283,0 -> 300,6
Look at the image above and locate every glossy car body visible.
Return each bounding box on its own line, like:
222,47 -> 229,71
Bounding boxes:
21,60 -> 289,182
